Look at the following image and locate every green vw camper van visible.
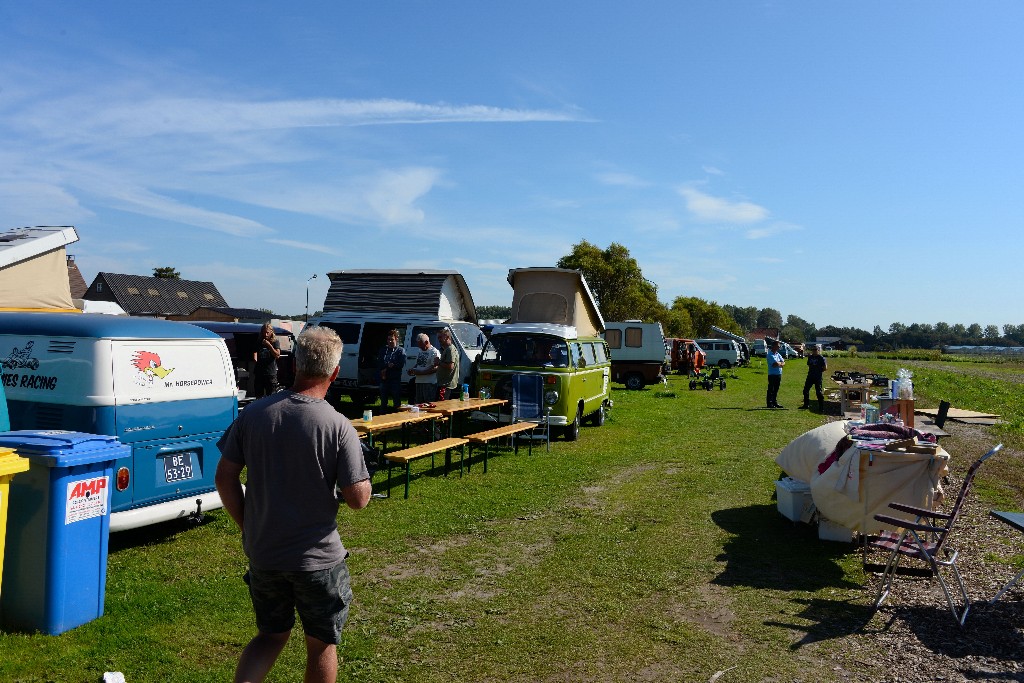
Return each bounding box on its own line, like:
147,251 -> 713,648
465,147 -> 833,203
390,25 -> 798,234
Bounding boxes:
476,268 -> 611,440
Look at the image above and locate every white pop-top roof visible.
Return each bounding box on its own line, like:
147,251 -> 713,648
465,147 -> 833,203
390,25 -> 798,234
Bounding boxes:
0,226 -> 79,268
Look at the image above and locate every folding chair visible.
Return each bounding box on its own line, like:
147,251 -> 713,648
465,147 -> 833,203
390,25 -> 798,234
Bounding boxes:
511,373 -> 551,452
869,443 -> 1003,625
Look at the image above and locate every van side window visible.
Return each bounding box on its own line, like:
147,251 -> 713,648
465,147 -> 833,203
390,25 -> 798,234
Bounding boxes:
411,326 -> 443,349
624,327 -> 642,347
583,343 -> 598,366
318,322 -> 360,345
570,342 -> 584,368
593,342 -> 608,364
605,328 -> 622,349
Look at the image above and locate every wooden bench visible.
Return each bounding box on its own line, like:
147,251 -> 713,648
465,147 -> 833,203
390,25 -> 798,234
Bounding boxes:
465,422 -> 542,472
384,437 -> 469,499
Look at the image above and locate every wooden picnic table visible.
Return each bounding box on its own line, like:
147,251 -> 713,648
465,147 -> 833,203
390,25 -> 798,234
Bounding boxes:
423,397 -> 508,437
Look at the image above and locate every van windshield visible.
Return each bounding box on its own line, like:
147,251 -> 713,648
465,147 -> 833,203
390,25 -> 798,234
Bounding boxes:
482,334 -> 569,368
451,322 -> 486,350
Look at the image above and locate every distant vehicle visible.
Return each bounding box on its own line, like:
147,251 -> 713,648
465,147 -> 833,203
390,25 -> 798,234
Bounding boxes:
694,338 -> 743,369
667,338 -> 706,375
603,321 -> 668,390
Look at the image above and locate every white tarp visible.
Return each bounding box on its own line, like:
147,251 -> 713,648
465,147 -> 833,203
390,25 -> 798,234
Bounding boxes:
809,444 -> 948,533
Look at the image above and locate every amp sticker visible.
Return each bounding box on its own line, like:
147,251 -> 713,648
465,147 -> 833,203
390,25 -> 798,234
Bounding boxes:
65,476 -> 109,524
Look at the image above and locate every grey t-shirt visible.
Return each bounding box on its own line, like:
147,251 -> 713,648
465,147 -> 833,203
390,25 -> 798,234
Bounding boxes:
218,391 -> 369,571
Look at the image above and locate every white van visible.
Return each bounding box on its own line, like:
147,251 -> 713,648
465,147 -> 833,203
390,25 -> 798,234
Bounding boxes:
603,321 -> 669,389
694,338 -> 743,369
308,270 -> 485,405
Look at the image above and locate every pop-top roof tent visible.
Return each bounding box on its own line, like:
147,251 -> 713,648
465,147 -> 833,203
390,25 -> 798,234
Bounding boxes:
710,325 -> 746,344
322,269 -> 478,323
0,226 -> 80,313
506,267 -> 605,337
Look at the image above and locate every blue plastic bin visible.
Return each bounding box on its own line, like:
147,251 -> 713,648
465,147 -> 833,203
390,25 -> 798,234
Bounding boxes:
0,431 -> 128,635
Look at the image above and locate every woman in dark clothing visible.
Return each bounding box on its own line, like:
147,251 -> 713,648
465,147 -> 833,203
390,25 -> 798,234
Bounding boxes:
253,322 -> 281,397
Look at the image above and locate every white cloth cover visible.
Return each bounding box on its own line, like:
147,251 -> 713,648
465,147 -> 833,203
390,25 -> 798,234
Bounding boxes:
810,445 -> 948,532
774,421 -> 849,483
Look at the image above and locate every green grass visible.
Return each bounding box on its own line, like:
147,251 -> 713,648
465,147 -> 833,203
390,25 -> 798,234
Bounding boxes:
1,359 -> 1020,682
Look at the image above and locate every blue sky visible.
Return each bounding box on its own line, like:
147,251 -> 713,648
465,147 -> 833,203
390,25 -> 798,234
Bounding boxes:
2,2 -> 1021,331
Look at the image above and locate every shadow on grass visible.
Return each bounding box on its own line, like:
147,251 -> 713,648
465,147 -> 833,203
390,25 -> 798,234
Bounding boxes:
109,514 -> 215,552
711,504 -> 859,592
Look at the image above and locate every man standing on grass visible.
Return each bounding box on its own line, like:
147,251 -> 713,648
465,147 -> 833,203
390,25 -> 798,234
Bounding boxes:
216,326 -> 371,683
436,328 -> 460,400
408,332 -> 441,404
766,339 -> 786,409
800,344 -> 827,411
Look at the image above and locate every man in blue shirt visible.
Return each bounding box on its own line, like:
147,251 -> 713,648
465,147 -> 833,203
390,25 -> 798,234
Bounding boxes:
766,340 -> 786,409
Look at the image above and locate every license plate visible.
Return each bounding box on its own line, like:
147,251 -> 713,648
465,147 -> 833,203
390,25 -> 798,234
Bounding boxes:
163,451 -> 196,483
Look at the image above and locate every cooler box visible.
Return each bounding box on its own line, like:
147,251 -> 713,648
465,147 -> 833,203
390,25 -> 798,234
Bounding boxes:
776,477 -> 814,523
0,431 -> 128,635
0,448 -> 30,600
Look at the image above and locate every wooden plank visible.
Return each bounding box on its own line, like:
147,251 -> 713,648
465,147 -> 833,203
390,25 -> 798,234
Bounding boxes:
384,437 -> 469,463
466,422 -> 538,443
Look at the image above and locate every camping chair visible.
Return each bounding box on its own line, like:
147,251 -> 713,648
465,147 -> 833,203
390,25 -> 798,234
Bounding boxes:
512,373 -> 551,452
868,443 -> 1003,625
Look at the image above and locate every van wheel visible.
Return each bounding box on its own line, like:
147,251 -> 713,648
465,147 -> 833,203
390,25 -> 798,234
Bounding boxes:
625,373 -> 645,390
718,359 -> 731,369
588,405 -> 605,427
564,406 -> 582,441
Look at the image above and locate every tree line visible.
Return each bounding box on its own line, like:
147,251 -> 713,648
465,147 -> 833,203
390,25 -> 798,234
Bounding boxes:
478,241 -> 1021,351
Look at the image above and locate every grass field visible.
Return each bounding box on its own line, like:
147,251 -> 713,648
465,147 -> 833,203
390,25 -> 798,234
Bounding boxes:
1,355 -> 1020,682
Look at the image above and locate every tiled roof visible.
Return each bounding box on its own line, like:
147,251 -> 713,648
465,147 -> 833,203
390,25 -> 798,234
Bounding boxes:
88,272 -> 228,316
197,306 -> 270,320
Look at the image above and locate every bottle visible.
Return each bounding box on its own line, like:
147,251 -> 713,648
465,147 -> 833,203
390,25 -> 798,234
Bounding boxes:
461,383 -> 469,400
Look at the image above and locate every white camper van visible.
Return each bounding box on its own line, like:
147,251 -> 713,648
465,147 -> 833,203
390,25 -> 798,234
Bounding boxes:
603,321 -> 669,389
694,338 -> 743,369
308,270 -> 485,405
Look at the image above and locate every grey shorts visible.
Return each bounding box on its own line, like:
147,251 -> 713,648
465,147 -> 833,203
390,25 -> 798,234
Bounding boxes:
245,558 -> 353,645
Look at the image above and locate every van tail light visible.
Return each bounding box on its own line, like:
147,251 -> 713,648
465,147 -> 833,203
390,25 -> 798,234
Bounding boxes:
545,375 -> 557,384
481,372 -> 493,381
116,467 -> 130,492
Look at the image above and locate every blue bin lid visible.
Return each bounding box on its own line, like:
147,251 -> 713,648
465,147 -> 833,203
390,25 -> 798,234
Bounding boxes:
0,430 -> 129,467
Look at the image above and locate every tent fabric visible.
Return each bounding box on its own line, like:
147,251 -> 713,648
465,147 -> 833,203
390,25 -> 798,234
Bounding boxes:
0,247 -> 76,311
810,444 -> 948,532
507,268 -> 603,336
775,421 -> 849,484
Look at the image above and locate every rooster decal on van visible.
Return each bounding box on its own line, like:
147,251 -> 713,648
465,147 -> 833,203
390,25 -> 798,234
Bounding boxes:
132,350 -> 175,386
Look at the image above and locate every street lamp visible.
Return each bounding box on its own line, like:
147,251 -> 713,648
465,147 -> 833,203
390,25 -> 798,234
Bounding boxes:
305,274 -> 317,322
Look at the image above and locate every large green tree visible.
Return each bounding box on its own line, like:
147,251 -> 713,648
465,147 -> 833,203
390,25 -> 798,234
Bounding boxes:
756,307 -> 783,330
671,296 -> 741,338
556,240 -> 661,322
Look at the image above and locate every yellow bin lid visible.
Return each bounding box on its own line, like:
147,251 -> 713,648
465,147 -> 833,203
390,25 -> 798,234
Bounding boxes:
0,449 -> 30,477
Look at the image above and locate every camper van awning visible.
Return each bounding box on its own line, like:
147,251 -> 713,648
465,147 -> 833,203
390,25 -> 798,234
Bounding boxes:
322,270 -> 478,322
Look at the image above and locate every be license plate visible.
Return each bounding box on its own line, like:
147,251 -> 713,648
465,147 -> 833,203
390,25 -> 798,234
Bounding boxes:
163,451 -> 196,483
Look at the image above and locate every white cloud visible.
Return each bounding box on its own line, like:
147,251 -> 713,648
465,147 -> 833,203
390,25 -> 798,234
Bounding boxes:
266,239 -> 340,255
595,171 -> 648,187
678,187 -> 769,224
745,221 -> 802,240
702,165 -> 725,176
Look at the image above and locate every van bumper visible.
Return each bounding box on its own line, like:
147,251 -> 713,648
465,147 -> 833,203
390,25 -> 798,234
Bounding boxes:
110,490 -> 225,532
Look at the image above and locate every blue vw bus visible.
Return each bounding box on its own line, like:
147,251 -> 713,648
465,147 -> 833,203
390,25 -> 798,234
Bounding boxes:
0,313 -> 237,531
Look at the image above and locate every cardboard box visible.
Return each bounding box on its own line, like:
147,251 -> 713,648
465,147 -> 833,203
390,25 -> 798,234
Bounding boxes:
776,477 -> 814,523
818,516 -> 854,542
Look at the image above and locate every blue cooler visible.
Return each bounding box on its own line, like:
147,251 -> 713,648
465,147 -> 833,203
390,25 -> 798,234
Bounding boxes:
0,431 -> 128,635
